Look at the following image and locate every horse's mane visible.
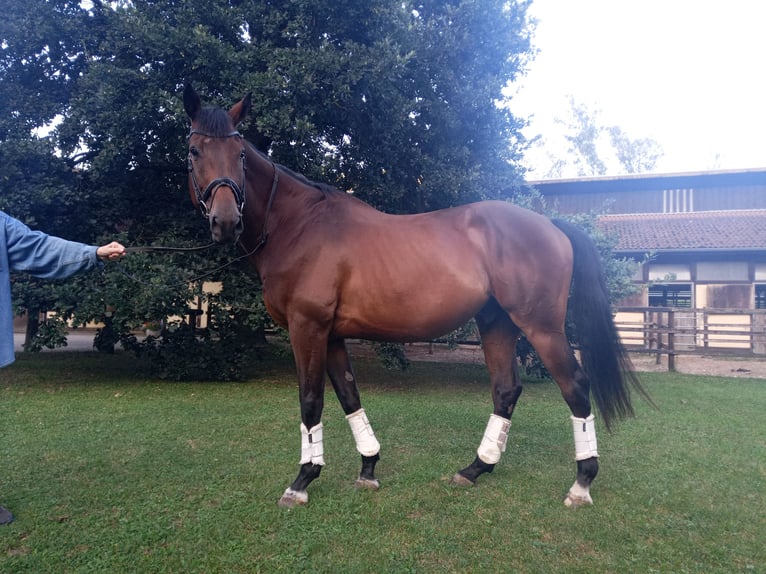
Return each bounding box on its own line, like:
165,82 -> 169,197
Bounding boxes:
246,142 -> 341,196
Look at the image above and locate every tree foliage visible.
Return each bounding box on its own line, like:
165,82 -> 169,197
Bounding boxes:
1,0 -> 537,378
540,97 -> 664,178
607,125 -> 664,175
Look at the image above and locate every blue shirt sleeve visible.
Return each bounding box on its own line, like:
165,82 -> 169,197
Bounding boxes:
3,212 -> 100,279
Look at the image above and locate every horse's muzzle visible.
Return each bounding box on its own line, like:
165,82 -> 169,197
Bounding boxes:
209,213 -> 244,244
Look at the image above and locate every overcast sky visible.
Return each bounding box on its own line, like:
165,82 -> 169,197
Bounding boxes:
510,0 -> 766,178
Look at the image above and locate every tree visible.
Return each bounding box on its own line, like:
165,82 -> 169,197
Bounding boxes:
535,97 -> 664,178
1,0 -> 537,377
560,97 -> 608,177
607,126 -> 664,175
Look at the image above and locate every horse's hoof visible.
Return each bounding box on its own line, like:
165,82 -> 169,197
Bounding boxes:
563,493 -> 593,508
450,472 -> 475,487
355,477 -> 380,490
564,481 -> 593,507
278,488 -> 308,508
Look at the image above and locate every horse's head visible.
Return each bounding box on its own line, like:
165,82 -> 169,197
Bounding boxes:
183,84 -> 252,244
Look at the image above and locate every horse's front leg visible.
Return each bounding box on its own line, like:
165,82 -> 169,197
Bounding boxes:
326,338 -> 381,490
278,319 -> 330,508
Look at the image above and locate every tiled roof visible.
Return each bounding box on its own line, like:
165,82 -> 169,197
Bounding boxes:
597,210 -> 766,252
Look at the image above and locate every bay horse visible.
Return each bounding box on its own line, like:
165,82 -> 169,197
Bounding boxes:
182,85 -> 645,508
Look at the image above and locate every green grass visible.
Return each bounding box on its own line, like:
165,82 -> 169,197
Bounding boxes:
1,351 -> 764,573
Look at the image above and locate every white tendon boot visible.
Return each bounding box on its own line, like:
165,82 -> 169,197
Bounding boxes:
477,414 -> 511,464
299,422 -> 326,466
346,408 -> 380,457
346,409 -> 381,489
280,422 -> 325,506
565,414 -> 598,507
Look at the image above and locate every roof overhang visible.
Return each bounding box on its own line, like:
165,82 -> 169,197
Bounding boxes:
529,167 -> 766,194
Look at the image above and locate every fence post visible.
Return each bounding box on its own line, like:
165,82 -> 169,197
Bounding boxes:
754,312 -> 766,354
667,310 -> 676,371
616,305 -> 766,363
654,310 -> 662,364
703,311 -> 709,351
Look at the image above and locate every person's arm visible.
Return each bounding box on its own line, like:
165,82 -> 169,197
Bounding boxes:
4,213 -> 116,279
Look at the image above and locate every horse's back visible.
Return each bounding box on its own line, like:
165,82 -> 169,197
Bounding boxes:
328,200 -> 491,339
325,198 -> 573,340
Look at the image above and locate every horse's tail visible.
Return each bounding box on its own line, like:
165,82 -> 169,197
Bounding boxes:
552,218 -> 651,431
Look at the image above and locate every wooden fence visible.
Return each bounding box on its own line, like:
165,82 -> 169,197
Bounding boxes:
614,306 -> 766,371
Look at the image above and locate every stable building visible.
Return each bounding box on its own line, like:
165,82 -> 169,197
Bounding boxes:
530,168 -> 766,354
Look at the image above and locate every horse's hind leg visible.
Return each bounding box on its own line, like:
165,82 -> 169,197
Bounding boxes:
326,338 -> 381,490
453,301 -> 522,486
525,329 -> 599,507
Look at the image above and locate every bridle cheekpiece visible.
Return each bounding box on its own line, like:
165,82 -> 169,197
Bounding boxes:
186,127 -> 281,255
187,129 -> 247,218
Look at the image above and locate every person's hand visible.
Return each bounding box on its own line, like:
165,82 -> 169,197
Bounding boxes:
96,241 -> 126,261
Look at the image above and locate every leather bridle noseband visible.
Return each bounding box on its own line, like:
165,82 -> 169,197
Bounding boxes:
187,129 -> 247,218
186,128 -> 280,255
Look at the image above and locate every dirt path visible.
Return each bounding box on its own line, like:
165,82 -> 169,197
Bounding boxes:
19,332 -> 766,380
351,341 -> 766,380
627,353 -> 766,379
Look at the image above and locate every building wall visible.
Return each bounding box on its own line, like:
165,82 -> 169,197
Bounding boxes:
532,169 -> 766,216
544,185 -> 766,215
694,185 -> 766,211
531,169 -> 766,353
625,259 -> 762,309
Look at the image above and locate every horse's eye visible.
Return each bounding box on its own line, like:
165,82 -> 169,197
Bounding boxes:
189,147 -> 200,158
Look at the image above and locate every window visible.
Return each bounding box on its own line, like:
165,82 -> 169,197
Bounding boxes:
756,285 -> 766,310
697,261 -> 748,281
647,264 -> 691,282
662,188 -> 694,213
649,284 -> 692,308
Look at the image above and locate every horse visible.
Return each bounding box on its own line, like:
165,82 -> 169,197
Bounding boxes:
182,84 -> 646,508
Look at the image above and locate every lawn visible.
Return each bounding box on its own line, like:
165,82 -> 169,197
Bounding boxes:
0,351 -> 763,573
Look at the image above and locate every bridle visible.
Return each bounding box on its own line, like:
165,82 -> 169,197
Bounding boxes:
187,129 -> 247,218
186,127 -> 280,255
113,128 -> 281,286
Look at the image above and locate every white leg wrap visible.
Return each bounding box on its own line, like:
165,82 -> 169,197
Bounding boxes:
300,422 -> 325,466
571,414 -> 599,461
477,414 -> 511,464
346,408 -> 380,457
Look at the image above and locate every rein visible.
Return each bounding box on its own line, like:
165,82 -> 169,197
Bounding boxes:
114,243 -> 254,287
246,160 -> 280,255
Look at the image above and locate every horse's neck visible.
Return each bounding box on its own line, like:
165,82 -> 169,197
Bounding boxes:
241,154 -> 324,255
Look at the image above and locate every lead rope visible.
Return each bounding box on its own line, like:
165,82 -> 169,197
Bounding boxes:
124,243 -> 216,254
113,244 -> 254,288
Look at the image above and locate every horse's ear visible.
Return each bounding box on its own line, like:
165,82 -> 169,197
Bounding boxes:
229,93 -> 252,127
183,83 -> 201,121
